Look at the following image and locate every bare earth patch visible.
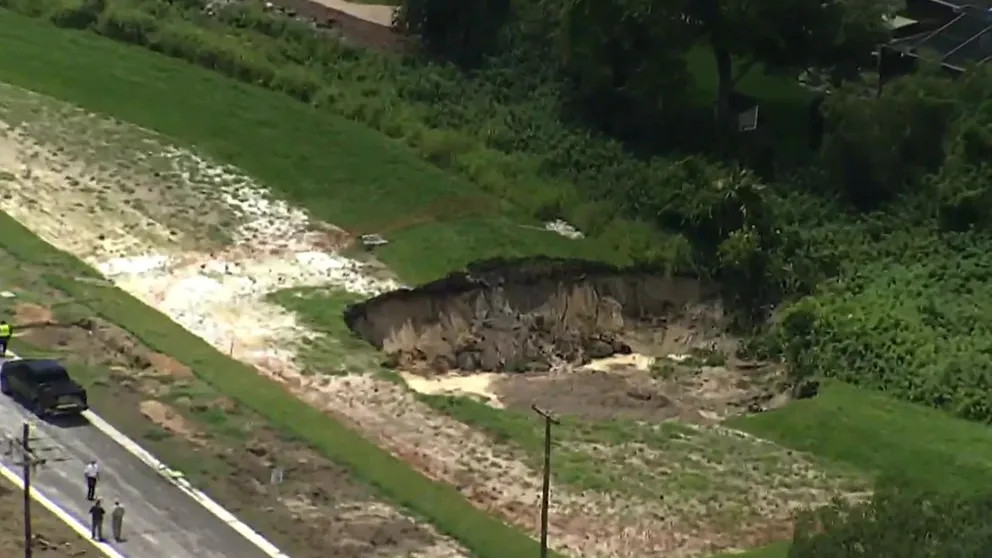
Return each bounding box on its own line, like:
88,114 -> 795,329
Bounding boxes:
139,400 -> 206,442
0,84 -> 863,557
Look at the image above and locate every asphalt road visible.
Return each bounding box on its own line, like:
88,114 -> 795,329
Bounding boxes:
0,390 -> 272,558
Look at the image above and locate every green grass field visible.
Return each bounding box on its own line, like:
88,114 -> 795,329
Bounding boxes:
0,8 -> 615,285
734,382 -> 992,494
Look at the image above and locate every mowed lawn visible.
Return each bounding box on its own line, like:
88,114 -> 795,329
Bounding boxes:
734,382 -> 992,494
0,8 -> 614,284
712,381 -> 992,556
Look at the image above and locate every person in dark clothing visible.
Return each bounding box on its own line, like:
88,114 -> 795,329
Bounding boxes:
111,501 -> 125,542
89,499 -> 105,541
0,320 -> 11,358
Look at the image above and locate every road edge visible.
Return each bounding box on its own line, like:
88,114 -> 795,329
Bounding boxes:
0,459 -> 127,558
82,410 -> 291,558
7,351 -> 291,558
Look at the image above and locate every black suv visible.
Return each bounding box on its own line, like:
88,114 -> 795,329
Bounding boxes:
0,359 -> 88,417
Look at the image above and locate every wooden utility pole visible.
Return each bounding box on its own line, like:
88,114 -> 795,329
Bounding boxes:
6,421 -> 69,558
22,423 -> 32,558
531,405 -> 559,558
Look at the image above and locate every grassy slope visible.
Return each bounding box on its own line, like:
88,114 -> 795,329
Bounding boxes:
0,210 -> 557,557
0,8 -> 614,285
734,382 -> 992,494
0,9 -> 577,555
715,381 -> 992,555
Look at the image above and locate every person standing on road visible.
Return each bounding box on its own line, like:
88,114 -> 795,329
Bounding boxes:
0,320 -> 11,358
111,500 -> 126,542
84,459 -> 100,501
89,499 -> 106,541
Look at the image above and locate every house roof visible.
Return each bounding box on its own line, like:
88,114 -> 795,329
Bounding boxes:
890,6 -> 992,70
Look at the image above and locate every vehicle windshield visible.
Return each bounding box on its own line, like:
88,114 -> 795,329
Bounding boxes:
36,369 -> 70,384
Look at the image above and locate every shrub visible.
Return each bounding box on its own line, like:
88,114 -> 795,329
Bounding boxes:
49,0 -> 105,29
97,5 -> 158,45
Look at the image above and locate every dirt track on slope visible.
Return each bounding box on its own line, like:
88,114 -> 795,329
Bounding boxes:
266,0 -> 406,51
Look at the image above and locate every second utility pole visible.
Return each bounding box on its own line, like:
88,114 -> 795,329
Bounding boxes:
22,423 -> 32,558
531,404 -> 559,558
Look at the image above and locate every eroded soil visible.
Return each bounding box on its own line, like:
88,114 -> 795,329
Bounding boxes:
0,83 -> 865,557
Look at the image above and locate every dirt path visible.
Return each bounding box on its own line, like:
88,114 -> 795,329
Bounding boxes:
308,0 -> 396,27
0,84 -> 859,557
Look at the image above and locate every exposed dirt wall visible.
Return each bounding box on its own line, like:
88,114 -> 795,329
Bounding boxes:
344,258 -> 715,372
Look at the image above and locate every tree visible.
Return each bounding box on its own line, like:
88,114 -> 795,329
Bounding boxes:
555,0 -> 695,142
680,0 -> 893,124
820,66 -> 958,208
395,0 -> 512,66
557,0 -> 893,128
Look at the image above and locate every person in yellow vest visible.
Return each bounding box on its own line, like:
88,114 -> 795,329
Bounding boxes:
0,321 -> 10,359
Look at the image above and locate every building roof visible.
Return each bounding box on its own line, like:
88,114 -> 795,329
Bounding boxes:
890,6 -> 992,70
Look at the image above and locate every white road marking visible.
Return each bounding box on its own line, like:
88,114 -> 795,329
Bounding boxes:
5,351 -> 291,558
0,460 -> 128,558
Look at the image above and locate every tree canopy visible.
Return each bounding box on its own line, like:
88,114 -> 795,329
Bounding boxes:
554,0 -> 894,126
791,486 -> 992,557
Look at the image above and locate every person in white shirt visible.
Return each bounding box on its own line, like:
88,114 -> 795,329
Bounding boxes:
83,460 -> 99,501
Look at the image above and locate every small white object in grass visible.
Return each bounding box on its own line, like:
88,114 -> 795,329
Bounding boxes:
360,233 -> 389,248
544,219 -> 584,239
0,291 -> 15,298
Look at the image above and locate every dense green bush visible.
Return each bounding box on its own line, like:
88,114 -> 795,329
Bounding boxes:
791,485 -> 992,557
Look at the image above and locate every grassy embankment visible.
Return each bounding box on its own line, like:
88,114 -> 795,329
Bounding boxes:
0,7 -> 618,285
0,209 -> 556,558
0,9 -> 583,557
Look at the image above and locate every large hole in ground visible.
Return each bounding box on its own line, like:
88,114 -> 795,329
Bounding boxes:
344,257 -> 811,422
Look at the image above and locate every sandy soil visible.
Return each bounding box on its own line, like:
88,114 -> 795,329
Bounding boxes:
0,84 -> 861,557
308,0 -> 396,27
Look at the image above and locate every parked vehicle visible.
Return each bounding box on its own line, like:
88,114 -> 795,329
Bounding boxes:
0,359 -> 88,417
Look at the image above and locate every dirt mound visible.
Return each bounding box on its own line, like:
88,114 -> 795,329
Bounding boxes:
14,303 -> 55,326
344,258 -> 715,373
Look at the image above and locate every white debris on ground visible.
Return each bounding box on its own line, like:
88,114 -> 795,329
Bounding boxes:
544,219 -> 584,239
96,152 -> 401,371
0,124 -> 400,379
